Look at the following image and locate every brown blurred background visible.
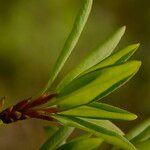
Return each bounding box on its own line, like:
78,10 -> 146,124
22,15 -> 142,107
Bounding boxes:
0,0 -> 150,149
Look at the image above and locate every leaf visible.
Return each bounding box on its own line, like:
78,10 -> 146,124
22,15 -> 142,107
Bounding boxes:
42,0 -> 93,93
57,43 -> 139,97
56,61 -> 141,110
54,115 -> 124,136
82,43 -> 140,75
54,115 -> 136,150
57,26 -> 126,92
135,139 -> 150,150
69,133 -> 92,141
84,119 -> 125,136
59,102 -> 137,121
57,137 -> 103,150
126,118 -> 150,144
40,126 -> 74,150
112,119 -> 150,150
43,125 -> 59,135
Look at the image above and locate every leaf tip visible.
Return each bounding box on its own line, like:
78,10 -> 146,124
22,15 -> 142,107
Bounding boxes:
131,113 -> 138,120
132,43 -> 140,50
133,60 -> 142,71
121,25 -> 126,33
137,60 -> 142,67
136,43 -> 140,47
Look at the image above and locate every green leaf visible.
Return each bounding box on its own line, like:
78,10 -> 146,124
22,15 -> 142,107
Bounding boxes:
40,126 -> 74,150
43,125 -> 59,135
84,119 -> 125,136
57,137 -> 103,150
54,115 -> 136,150
42,0 -> 93,93
56,61 -> 141,110
59,102 -> 137,121
57,26 -> 126,92
57,43 -> 139,97
82,43 -> 140,75
54,115 -> 125,136
54,115 -> 124,136
69,133 -> 92,141
126,118 -> 150,144
135,139 -> 150,150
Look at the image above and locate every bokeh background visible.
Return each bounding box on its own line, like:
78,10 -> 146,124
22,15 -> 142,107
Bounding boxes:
0,0 -> 150,149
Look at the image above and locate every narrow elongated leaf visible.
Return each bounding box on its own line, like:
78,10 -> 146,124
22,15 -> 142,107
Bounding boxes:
56,61 -> 141,110
126,118 -> 150,144
131,126 -> 150,144
57,44 -> 139,97
112,119 -> 150,150
54,115 -> 124,136
57,137 -> 103,150
42,0 -> 93,93
54,115 -> 136,150
82,43 -> 140,75
57,26 -> 126,91
136,139 -> 150,150
68,133 -> 92,141
84,119 -> 124,136
40,126 -> 74,150
43,125 -> 59,135
59,102 -> 137,121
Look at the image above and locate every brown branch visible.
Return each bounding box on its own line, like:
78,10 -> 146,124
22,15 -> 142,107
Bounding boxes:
0,93 -> 58,124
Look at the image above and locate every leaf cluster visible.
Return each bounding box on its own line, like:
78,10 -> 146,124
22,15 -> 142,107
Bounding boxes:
0,0 -> 147,150
39,0 -> 143,149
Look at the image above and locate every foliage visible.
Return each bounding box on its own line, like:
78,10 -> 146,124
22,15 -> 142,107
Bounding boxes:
0,0 -> 148,150
126,118 -> 150,150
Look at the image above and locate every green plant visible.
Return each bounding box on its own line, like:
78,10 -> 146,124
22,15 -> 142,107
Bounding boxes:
0,0 -> 147,149
126,118 -> 150,150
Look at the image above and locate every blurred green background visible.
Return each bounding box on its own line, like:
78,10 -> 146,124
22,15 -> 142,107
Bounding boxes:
0,0 -> 150,149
